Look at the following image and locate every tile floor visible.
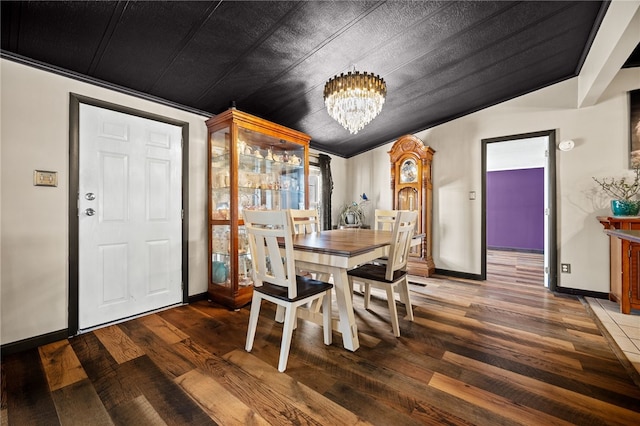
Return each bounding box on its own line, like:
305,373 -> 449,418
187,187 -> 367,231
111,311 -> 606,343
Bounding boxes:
585,297 -> 640,378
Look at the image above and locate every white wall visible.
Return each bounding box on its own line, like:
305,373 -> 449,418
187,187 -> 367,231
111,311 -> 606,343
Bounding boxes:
349,68 -> 640,292
0,59 -> 209,345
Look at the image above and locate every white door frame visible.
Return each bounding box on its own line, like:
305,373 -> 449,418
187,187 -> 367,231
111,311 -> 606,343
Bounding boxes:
481,130 -> 558,290
68,93 -> 190,335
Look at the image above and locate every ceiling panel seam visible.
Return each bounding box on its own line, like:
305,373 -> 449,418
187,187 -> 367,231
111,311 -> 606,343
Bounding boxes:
146,0 -> 223,93
194,1 -> 307,105
87,1 -> 129,76
391,12 -> 583,107
380,1 -> 522,78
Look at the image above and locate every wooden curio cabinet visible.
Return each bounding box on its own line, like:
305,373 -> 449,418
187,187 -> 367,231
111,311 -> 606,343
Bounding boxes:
389,135 -> 435,276
206,107 -> 310,309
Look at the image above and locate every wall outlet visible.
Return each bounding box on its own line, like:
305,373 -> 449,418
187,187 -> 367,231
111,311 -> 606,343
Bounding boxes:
561,263 -> 571,273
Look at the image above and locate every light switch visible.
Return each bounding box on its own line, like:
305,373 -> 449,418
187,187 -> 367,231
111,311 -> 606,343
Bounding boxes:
34,170 -> 58,187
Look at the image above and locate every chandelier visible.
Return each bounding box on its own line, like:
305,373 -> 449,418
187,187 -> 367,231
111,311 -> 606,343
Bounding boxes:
323,69 -> 386,134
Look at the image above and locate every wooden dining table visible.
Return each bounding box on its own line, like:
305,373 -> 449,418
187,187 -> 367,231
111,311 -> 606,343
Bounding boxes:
287,228 -> 394,351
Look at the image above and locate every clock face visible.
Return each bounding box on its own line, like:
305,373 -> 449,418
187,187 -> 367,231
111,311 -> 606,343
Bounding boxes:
400,159 -> 418,183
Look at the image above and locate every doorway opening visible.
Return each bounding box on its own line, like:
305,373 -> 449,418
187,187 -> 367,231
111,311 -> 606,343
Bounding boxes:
481,130 -> 557,290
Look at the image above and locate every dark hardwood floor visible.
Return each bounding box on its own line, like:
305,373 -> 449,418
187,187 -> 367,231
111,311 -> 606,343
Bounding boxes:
3,253 -> 640,425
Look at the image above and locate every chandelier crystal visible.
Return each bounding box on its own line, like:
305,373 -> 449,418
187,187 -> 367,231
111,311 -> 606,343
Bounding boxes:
323,70 -> 386,134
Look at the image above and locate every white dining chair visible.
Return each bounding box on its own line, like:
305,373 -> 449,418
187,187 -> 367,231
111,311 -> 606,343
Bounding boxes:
287,208 -> 329,313
243,210 -> 333,372
288,208 -> 321,234
374,209 -> 401,231
351,209 -> 408,293
371,209 -> 411,265
347,210 -> 418,337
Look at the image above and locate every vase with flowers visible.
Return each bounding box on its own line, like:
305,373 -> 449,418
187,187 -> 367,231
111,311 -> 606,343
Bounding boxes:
593,165 -> 640,216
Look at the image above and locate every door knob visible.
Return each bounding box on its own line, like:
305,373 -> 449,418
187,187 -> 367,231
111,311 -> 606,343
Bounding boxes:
85,192 -> 96,201
85,208 -> 96,216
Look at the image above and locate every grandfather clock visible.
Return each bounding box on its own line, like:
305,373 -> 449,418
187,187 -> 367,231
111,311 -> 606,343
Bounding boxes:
389,135 -> 435,276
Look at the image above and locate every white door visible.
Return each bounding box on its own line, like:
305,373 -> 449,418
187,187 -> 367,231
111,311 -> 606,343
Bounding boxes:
78,104 -> 183,330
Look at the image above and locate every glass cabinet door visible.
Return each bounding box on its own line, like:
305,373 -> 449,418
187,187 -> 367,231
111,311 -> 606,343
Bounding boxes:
237,127 -> 305,214
210,125 -> 237,293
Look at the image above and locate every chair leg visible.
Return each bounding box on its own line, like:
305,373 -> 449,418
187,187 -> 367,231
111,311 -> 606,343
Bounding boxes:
322,291 -> 332,345
386,286 -> 401,337
364,282 -> 371,309
278,304 -> 297,372
245,294 -> 262,352
275,305 -> 285,323
399,278 -> 414,321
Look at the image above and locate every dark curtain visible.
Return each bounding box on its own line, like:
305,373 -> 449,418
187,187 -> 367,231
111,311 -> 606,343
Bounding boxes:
317,154 -> 333,230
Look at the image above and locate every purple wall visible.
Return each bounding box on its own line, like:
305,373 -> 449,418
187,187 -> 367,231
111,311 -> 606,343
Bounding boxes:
487,168 -> 544,251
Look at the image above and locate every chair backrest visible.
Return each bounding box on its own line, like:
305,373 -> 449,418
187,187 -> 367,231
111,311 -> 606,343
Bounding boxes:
288,209 -> 321,235
385,211 -> 418,281
243,210 -> 298,299
374,209 -> 407,231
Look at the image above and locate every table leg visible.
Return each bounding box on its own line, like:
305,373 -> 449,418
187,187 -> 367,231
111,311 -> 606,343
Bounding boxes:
331,266 -> 360,351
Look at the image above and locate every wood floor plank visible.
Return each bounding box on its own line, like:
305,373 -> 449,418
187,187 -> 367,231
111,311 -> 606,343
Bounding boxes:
261,325 -> 490,426
109,395 -> 168,426
70,332 -> 212,424
223,349 -> 368,425
443,351 -> 640,425
69,332 -> 140,413
414,302 -> 577,352
428,372 -> 575,426
113,356 -> 215,425
175,368 -> 269,426
50,379 -> 112,426
138,313 -> 189,344
117,318 -> 196,380
93,324 -> 145,364
168,338 -> 327,425
39,340 -> 88,391
411,315 -> 585,372
157,305 -> 245,358
3,349 -> 60,425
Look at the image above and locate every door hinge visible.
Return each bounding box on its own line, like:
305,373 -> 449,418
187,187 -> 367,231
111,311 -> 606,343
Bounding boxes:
181,209 -> 184,220
545,149 -> 549,157
544,266 -> 549,274
629,246 -> 632,258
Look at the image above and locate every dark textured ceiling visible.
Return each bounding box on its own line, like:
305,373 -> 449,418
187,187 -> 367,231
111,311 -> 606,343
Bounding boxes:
0,1 -> 617,157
